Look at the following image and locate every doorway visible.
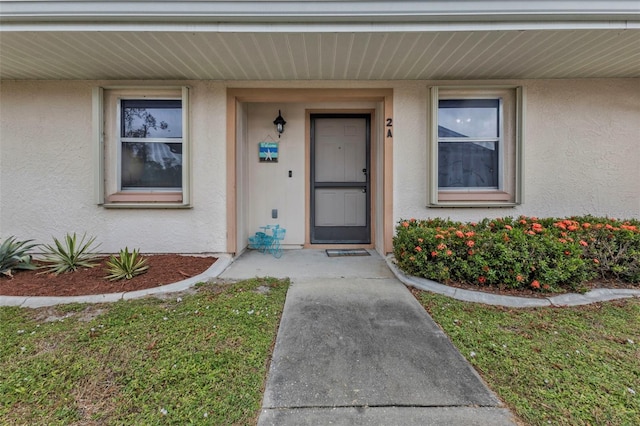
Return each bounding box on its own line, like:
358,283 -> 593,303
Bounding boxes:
310,114 -> 371,244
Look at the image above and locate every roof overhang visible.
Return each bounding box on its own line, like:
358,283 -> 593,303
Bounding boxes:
1,1 -> 639,80
2,1 -> 639,25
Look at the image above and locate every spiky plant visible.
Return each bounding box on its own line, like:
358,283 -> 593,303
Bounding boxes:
104,247 -> 149,281
0,237 -> 39,277
40,233 -> 101,274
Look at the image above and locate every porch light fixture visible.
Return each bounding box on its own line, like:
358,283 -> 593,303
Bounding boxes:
273,110 -> 286,137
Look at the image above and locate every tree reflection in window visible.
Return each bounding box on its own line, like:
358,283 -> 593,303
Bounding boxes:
121,100 -> 182,189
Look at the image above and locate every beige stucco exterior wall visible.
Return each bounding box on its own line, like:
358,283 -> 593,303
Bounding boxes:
245,103 -> 306,246
524,80 -> 639,217
0,80 -> 229,253
243,101 -> 380,248
1,78 -> 638,254
393,79 -> 640,224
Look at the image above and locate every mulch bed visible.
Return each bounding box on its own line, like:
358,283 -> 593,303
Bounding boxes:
0,255 -> 217,297
2,254 -> 636,299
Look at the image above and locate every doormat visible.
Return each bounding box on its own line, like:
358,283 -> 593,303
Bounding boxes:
326,249 -> 370,257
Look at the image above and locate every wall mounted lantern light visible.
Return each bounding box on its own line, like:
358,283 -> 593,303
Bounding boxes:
273,110 -> 286,137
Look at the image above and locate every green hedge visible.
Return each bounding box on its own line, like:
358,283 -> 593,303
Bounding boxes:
393,216 -> 640,292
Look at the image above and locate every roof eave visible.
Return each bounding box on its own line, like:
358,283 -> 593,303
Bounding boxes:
1,1 -> 639,26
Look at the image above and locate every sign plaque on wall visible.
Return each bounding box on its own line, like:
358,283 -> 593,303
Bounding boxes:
259,142 -> 279,162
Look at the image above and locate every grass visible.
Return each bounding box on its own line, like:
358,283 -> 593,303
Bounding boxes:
0,277 -> 289,425
3,274 -> 638,425
414,290 -> 640,426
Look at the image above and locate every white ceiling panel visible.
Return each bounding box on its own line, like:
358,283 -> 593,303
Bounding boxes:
0,29 -> 638,80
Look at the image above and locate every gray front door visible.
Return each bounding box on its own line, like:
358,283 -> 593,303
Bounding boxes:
311,114 -> 371,244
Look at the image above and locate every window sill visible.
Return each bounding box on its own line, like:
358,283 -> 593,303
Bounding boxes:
438,191 -> 512,202
102,203 -> 192,209
429,202 -> 518,208
431,191 -> 518,208
103,192 -> 190,208
107,192 -> 182,203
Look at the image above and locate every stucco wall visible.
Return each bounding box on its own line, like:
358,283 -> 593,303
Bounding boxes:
0,80 -> 229,253
393,79 -> 640,223
523,80 -> 639,217
1,78 -> 638,255
243,101 -> 380,247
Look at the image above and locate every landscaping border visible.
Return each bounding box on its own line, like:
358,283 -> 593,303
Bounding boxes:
386,256 -> 640,307
0,254 -> 233,308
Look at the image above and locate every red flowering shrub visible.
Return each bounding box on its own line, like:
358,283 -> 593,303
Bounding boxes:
393,216 -> 640,292
557,216 -> 640,283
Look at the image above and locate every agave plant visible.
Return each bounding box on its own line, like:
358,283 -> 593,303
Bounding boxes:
0,236 -> 39,277
105,247 -> 149,281
40,233 -> 101,274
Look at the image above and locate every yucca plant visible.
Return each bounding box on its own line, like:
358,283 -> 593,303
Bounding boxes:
105,247 -> 149,281
0,236 -> 39,277
40,233 -> 101,274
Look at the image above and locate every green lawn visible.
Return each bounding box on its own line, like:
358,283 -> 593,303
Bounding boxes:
414,290 -> 640,426
0,278 -> 289,425
3,276 -> 638,425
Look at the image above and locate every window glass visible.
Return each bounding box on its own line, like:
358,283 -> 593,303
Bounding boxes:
120,99 -> 182,190
121,142 -> 182,188
438,99 -> 500,189
438,141 -> 498,188
438,99 -> 499,138
121,100 -> 182,138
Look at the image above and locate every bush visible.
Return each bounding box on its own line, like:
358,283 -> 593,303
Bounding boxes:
393,216 -> 640,292
40,233 -> 101,274
557,216 -> 640,283
104,247 -> 149,281
0,237 -> 39,277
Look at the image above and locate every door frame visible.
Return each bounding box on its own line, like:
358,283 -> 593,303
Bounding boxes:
226,88 -> 394,254
309,113 -> 372,245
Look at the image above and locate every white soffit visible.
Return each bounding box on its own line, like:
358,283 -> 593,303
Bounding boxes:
1,1 -> 639,80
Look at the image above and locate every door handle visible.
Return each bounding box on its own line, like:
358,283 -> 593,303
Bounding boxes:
361,187 -> 367,193
362,168 -> 367,176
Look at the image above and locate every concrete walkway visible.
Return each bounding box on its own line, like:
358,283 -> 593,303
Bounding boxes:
220,250 -> 517,425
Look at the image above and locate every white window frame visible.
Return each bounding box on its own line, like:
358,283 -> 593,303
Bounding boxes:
428,85 -> 524,207
93,86 -> 191,208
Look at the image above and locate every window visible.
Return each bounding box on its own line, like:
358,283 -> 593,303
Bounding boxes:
93,87 -> 190,207
428,86 -> 523,206
120,100 -> 183,190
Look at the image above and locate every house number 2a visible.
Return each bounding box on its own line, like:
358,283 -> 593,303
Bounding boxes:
386,118 -> 393,138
